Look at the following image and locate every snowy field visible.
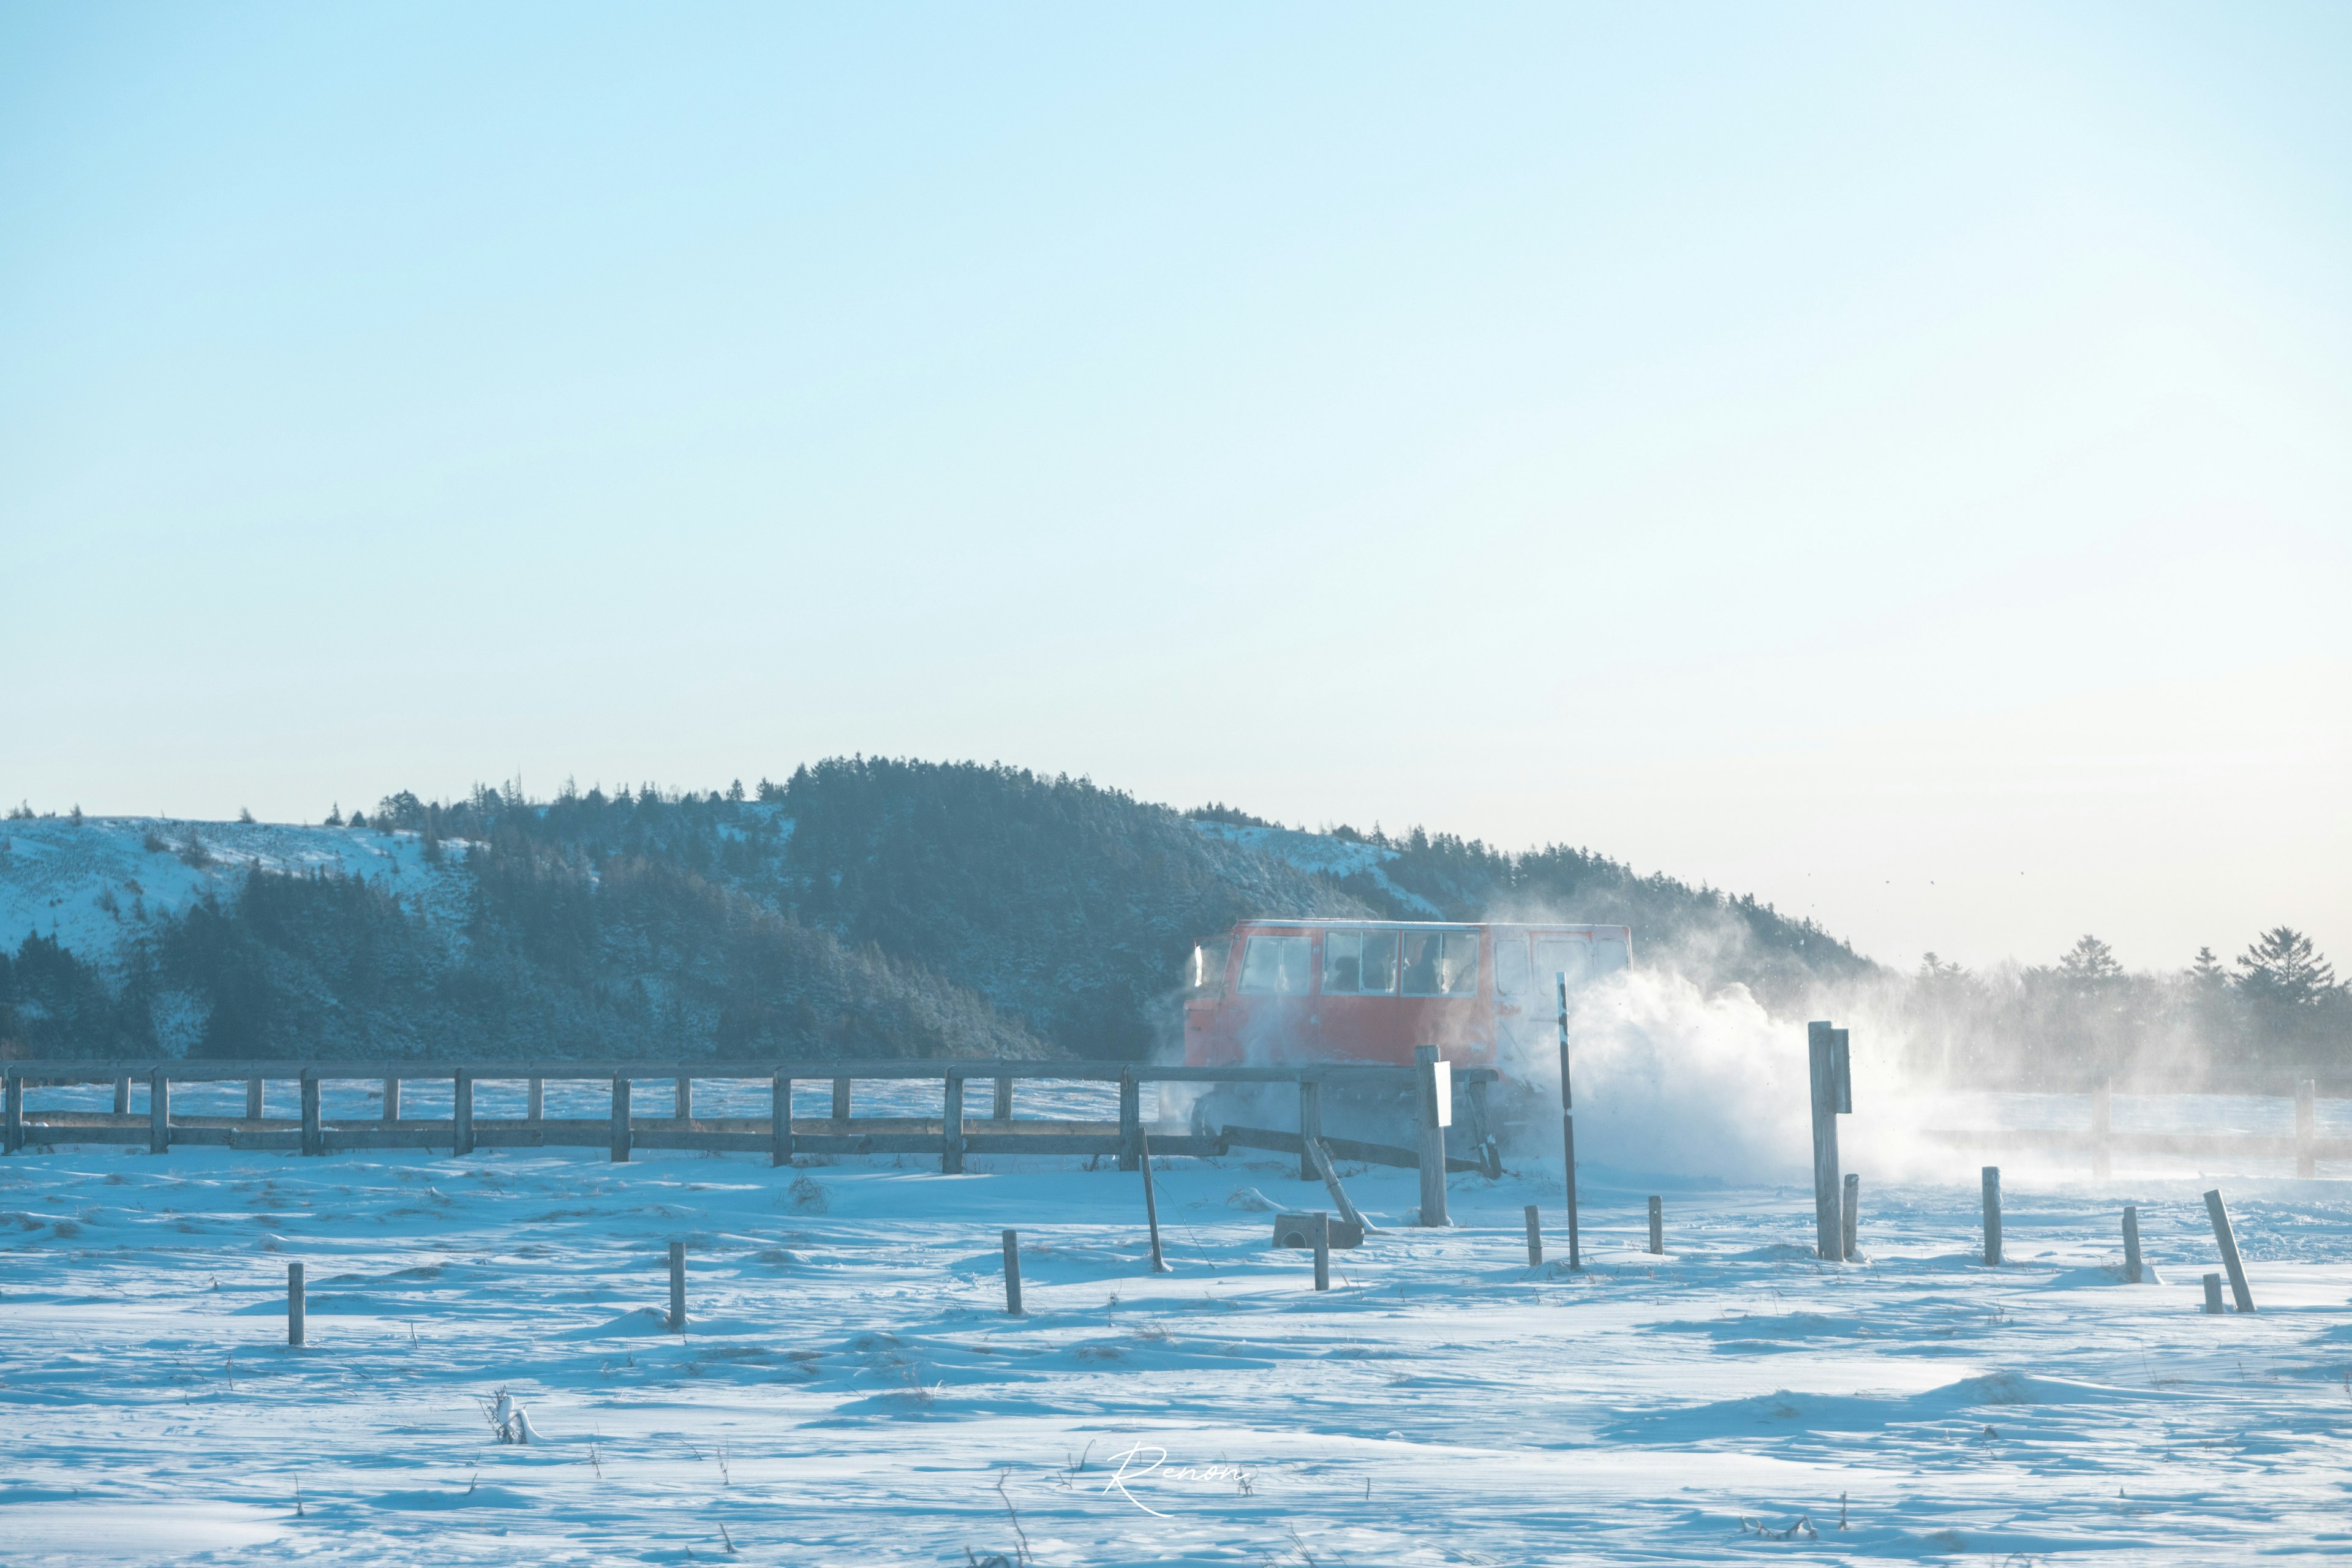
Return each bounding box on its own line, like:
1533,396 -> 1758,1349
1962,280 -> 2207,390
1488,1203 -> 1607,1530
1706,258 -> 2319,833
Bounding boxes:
6,1117 -> 2351,1566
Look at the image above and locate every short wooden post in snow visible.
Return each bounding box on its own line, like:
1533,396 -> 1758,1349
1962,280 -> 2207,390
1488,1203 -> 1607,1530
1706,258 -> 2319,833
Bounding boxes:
1647,1196 -> 1664,1255
288,1261 -> 306,1348
2295,1077 -> 2317,1178
1118,1068 -> 1141,1172
674,1077 -> 692,1121
2203,1188 -> 2254,1311
941,1072 -> 965,1175
1001,1229 -> 1023,1315
382,1077 -> 401,1125
300,1071 -> 321,1156
1311,1211 -> 1330,1292
2092,1076 -> 2113,1180
1981,1166 -> 2002,1266
149,1067 -> 171,1155
832,1077 -> 851,1124
609,1076 -> 631,1163
667,1240 -> 687,1332
2122,1205 -> 2143,1283
993,1076 -> 1013,1122
1139,1125 -> 1167,1273
246,1077 -> 263,1121
453,1069 -> 474,1156
526,1077 -> 545,1121
113,1076 -> 131,1116
1523,1204 -> 1542,1266
1556,973 -> 1581,1268
2202,1273 -> 2225,1314
1807,1022 -> 1850,1260
770,1071 -> 794,1167
1297,1079 -> 1323,1182
1842,1173 -> 1860,1261
1413,1046 -> 1451,1227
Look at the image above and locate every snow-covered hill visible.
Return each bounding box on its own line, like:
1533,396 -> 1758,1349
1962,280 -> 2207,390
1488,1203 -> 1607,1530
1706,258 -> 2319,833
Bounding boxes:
0,816 -> 473,974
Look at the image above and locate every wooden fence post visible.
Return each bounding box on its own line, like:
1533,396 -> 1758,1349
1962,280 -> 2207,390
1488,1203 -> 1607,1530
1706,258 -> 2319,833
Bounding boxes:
383,1077 -> 401,1125
300,1071 -> 321,1156
1523,1204 -> 1542,1266
2202,1273 -> 2225,1314
1556,973 -> 1580,1268
246,1077 -> 263,1121
994,1076 -> 1013,1121
942,1072 -> 965,1175
1118,1068 -> 1141,1172
527,1077 -> 544,1121
1297,1079 -> 1323,1182
3,1069 -> 20,1155
1414,1046 -> 1449,1227
288,1261 -> 305,1348
113,1076 -> 131,1116
149,1067 -> 171,1155
1648,1195 -> 1664,1254
2122,1205 -> 2143,1283
453,1069 -> 474,1156
610,1076 -> 631,1163
675,1077 -> 692,1121
832,1077 -> 851,1124
1808,1022 -> 1849,1261
1842,1173 -> 1860,1261
1140,1125 -> 1167,1273
1001,1229 -> 1023,1315
667,1241 -> 687,1332
2295,1077 -> 2317,1178
771,1072 -> 793,1167
2091,1076 -> 2113,1180
1311,1211 -> 1330,1292
1981,1166 -> 2002,1266
2203,1188 -> 2253,1311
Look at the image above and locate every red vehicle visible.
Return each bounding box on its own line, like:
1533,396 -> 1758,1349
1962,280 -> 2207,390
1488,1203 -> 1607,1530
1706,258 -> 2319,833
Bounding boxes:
1183,918 -> 1632,1075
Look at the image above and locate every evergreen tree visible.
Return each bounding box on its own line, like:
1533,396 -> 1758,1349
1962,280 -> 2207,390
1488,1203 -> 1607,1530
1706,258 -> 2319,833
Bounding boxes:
2236,927 -> 2335,1008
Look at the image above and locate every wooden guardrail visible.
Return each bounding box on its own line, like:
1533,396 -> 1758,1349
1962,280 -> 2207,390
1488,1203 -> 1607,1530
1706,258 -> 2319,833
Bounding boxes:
0,1057 -> 1502,1178
1924,1076 -> 2336,1178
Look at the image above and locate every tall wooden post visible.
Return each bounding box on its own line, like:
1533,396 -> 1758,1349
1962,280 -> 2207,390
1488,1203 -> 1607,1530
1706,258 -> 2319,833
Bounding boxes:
1297,1079 -> 1323,1182
1140,1125 -> 1167,1273
1556,973 -> 1580,1268
1118,1068 -> 1141,1172
771,1072 -> 793,1167
300,1071 -> 321,1156
1414,1046 -> 1450,1227
2294,1077 -> 2317,1178
453,1069 -> 474,1156
383,1077 -> 402,1125
149,1067 -> 171,1155
667,1241 -> 687,1332
1981,1166 -> 2003,1266
941,1072 -> 965,1175
1808,1022 -> 1850,1261
2122,1205 -> 2143,1283
288,1261 -> 306,1348
2092,1076 -> 2113,1180
2203,1188 -> 2254,1311
610,1075 -> 632,1163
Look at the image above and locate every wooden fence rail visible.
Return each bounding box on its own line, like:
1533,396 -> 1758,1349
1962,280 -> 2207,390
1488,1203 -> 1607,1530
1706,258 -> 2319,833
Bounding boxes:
0,1058 -> 1501,1180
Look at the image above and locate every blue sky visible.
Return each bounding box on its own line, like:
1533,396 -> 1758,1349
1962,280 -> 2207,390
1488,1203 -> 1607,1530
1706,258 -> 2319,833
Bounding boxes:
3,3 -> 2347,972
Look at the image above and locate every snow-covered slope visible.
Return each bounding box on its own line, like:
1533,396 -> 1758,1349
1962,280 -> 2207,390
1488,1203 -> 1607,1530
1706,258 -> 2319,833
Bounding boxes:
1189,821 -> 1441,916
0,816 -> 473,973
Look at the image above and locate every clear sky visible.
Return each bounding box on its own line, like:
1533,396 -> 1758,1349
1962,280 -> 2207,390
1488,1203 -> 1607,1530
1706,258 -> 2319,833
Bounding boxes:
4,3 -> 2347,976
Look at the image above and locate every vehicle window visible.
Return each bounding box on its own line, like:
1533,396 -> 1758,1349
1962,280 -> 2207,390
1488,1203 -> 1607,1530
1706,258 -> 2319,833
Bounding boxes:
1439,930 -> 1480,995
1323,930 -> 1398,995
1238,934 -> 1313,995
1494,934 -> 1529,997
1534,936 -> 1586,996
1400,931 -> 1442,995
1190,940 -> 1231,993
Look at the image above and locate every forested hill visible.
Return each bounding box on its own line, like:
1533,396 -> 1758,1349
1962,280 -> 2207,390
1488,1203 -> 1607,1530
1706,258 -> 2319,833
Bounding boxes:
0,760 -> 1868,1061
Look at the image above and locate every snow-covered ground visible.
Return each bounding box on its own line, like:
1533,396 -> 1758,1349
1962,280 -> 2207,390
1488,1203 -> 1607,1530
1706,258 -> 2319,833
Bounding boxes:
4,1123 -> 2348,1566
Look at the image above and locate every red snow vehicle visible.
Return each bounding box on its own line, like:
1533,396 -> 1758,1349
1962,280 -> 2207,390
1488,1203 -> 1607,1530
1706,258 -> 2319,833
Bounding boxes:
1182,919 -> 1632,1076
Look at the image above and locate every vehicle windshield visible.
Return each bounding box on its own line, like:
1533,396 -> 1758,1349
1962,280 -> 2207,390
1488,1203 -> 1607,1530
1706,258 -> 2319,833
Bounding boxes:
1189,940 -> 1231,994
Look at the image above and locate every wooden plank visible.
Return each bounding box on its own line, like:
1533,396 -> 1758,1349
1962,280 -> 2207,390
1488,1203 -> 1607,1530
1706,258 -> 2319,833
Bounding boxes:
962,1133 -> 1208,1157
0,1055 -> 1490,1088
320,1128 -> 459,1152
1219,1123 -> 1481,1173
149,1066 -> 170,1155
174,1127 -> 304,1152
631,1129 -> 771,1153
2204,1188 -> 2254,1311
472,1121 -> 610,1149
18,1123 -> 150,1145
1982,1166 -> 2002,1266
